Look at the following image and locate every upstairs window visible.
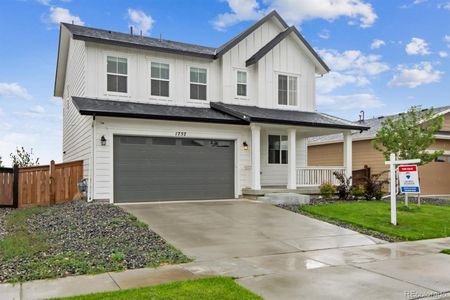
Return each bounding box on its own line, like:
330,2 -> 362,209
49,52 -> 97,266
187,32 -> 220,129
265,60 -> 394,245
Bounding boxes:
278,74 -> 297,106
107,56 -> 127,93
190,67 -> 207,100
268,135 -> 288,164
237,70 -> 247,97
151,62 -> 170,97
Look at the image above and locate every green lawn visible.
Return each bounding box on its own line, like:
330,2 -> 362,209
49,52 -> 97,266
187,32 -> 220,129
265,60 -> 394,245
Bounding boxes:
52,277 -> 262,300
301,201 -> 450,241
441,249 -> 450,255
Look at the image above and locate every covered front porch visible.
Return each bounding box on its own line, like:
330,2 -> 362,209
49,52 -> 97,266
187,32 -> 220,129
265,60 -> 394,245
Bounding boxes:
248,123 -> 353,193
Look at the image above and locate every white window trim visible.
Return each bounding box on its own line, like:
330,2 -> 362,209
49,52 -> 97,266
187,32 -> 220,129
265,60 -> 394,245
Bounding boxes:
267,134 -> 288,165
187,65 -> 209,103
148,58 -> 173,102
103,52 -> 131,98
234,68 -> 249,100
276,72 -> 300,108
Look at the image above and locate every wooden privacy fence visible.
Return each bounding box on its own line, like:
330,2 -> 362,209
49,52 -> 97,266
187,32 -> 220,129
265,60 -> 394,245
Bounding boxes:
352,165 -> 371,187
0,167 -> 18,207
0,160 -> 83,208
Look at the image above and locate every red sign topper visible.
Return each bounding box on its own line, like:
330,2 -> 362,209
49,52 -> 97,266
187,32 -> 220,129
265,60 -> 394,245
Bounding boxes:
398,165 -> 417,172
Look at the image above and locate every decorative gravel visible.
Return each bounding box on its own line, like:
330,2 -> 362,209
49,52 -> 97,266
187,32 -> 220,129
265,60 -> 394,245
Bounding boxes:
278,203 -> 397,242
0,201 -> 189,283
0,208 -> 13,239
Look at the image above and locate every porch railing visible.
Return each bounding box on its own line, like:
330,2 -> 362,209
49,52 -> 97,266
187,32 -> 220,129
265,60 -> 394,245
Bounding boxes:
297,166 -> 345,187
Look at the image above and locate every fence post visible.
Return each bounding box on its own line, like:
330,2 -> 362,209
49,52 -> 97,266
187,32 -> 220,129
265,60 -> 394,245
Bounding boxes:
49,160 -> 56,205
12,165 -> 19,208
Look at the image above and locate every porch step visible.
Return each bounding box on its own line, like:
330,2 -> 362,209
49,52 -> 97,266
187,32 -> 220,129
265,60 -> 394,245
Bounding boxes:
257,193 -> 310,205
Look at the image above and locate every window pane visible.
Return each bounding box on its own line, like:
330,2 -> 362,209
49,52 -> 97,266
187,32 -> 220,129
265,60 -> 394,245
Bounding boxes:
198,68 -> 207,84
278,75 -> 288,105
190,68 -> 199,82
151,62 -> 160,78
237,71 -> 247,83
160,63 -> 169,80
152,137 -> 176,146
190,84 -> 198,99
269,135 -> 280,150
288,76 -> 297,105
198,84 -> 207,100
117,75 -> 127,93
107,74 -> 117,92
281,150 -> 288,164
117,58 -> 127,75
107,56 -> 117,73
268,150 -> 280,164
160,80 -> 169,97
151,79 -> 160,96
237,84 -> 247,96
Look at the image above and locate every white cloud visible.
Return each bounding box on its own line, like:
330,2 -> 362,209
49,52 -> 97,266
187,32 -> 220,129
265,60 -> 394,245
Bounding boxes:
439,51 -> 448,58
370,39 -> 385,49
127,9 -> 154,35
0,82 -> 32,100
317,93 -> 384,110
270,0 -> 377,28
48,6 -> 84,25
37,0 -> 51,5
318,49 -> 390,76
405,37 -> 431,55
388,62 -> 443,88
437,2 -> 450,9
317,72 -> 368,94
445,35 -> 450,48
213,0 -> 377,30
318,29 -> 330,39
212,0 -> 264,31
29,105 -> 46,114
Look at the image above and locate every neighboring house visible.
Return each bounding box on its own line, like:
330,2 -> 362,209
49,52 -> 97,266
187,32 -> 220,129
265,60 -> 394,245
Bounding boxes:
308,106 -> 450,195
54,11 -> 368,203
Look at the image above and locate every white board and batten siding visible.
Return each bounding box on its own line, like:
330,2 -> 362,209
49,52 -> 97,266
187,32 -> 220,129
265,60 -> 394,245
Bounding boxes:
92,117 -> 252,201
84,42 -> 221,108
62,39 -> 92,180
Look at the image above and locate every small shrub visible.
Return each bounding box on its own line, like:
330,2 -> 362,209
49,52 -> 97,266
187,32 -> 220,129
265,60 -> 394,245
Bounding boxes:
319,182 -> 336,199
363,171 -> 389,200
351,185 -> 365,199
333,171 -> 352,200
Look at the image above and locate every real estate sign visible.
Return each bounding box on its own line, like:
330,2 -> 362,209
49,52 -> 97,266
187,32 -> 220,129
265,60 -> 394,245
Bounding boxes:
398,165 -> 421,193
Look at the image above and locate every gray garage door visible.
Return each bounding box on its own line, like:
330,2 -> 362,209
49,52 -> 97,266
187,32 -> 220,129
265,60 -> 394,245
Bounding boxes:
113,136 -> 235,203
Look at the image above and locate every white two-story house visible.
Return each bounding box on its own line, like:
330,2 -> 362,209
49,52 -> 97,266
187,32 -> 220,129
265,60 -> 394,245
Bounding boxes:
54,11 -> 368,203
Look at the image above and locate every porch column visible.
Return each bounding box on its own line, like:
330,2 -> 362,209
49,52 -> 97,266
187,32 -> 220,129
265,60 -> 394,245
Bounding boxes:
287,128 -> 297,189
343,131 -> 353,183
251,125 -> 261,190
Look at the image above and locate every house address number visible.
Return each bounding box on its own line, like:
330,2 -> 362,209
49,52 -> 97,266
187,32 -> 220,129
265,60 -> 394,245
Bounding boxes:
175,131 -> 187,136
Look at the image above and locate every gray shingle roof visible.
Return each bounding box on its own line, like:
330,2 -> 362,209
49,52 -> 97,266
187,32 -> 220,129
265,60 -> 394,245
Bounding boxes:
211,102 -> 369,130
308,105 -> 450,145
72,97 -> 247,125
63,23 -> 217,59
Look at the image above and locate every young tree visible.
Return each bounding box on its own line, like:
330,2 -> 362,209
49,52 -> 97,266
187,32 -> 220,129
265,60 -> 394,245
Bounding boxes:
372,106 -> 444,165
0,156 -> 3,167
10,147 -> 40,167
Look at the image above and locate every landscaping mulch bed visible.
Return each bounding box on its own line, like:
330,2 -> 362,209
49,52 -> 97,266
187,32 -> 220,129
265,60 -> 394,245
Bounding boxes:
278,202 -> 397,242
0,201 -> 189,283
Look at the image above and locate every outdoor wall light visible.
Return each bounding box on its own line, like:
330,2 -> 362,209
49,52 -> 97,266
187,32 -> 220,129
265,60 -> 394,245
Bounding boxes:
243,141 -> 248,150
100,135 -> 107,146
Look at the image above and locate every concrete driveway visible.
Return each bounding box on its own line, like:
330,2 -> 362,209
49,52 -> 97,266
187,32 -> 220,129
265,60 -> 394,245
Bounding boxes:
123,200 -> 450,300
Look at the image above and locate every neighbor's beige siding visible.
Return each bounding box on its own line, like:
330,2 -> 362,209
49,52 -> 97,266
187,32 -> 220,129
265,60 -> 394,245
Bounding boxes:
308,138 -> 450,195
441,112 -> 450,131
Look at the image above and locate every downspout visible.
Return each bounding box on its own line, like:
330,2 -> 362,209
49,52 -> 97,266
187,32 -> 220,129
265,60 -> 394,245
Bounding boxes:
88,114 -> 96,202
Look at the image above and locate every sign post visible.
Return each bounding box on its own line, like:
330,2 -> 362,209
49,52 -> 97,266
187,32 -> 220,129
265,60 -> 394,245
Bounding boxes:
385,154 -> 420,225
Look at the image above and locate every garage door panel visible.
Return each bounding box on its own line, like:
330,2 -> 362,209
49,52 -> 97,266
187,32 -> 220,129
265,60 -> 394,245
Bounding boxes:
113,136 -> 235,202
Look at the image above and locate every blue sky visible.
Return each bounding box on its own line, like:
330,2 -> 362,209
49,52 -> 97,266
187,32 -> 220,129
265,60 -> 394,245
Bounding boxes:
0,0 -> 449,166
